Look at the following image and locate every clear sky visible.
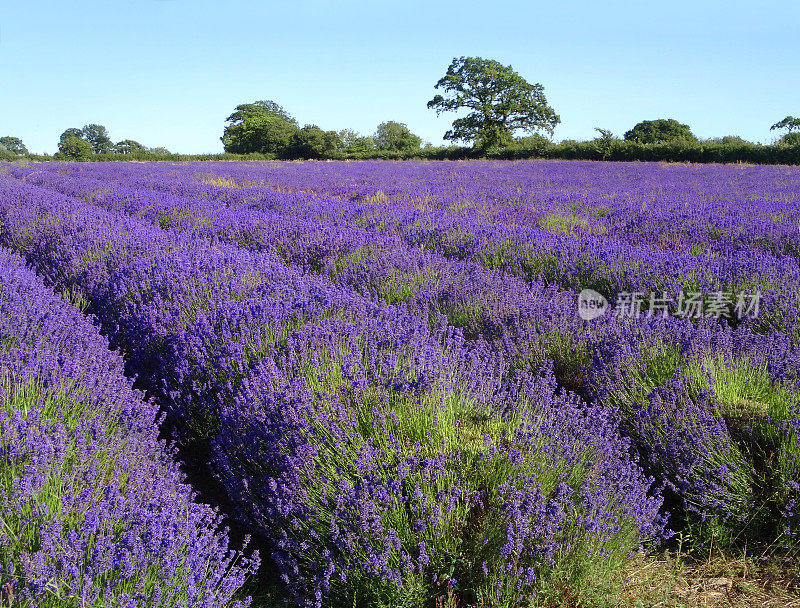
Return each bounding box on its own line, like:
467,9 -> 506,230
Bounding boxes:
2,0 -> 799,154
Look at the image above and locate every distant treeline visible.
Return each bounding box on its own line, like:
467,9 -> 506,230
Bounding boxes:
5,139 -> 800,165
488,137 -> 800,164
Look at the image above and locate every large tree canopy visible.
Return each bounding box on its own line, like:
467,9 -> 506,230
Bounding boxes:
59,128 -> 85,144
374,121 -> 422,151
81,124 -> 114,154
225,100 -> 295,125
624,119 -> 696,144
427,56 -> 559,149
57,136 -> 93,160
221,100 -> 299,155
58,126 -> 113,155
0,136 -> 28,155
771,116 -> 800,134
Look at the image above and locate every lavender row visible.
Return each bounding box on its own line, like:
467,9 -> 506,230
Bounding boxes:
0,247 -> 258,607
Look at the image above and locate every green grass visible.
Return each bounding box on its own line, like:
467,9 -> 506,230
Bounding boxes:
538,212 -> 589,235
604,346 -> 800,552
684,356 -> 797,423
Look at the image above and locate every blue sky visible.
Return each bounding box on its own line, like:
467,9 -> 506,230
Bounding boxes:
2,0 -> 798,154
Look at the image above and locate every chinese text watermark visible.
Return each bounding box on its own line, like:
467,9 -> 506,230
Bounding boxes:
578,289 -> 760,321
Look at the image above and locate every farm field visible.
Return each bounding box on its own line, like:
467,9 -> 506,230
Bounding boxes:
1,159 -> 799,607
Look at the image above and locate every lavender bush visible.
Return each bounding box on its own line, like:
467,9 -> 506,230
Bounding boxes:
0,248 -> 258,607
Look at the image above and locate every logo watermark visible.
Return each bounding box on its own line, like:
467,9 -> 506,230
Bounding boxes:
577,289 -> 761,321
578,289 -> 609,321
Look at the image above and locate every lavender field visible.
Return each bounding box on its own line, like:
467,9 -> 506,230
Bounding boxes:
1,159 -> 799,607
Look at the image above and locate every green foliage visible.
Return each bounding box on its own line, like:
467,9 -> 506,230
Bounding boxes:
624,119 -> 697,144
221,100 -> 300,155
703,135 -> 751,145
594,128 -> 614,140
114,139 -> 145,154
81,124 -> 114,154
770,116 -> 800,134
17,136 -> 800,165
226,99 -> 295,124
0,136 -> 28,155
427,56 -> 560,149
287,125 -> 342,159
56,136 -> 93,160
539,212 -> 589,234
56,126 -> 116,157
338,129 -> 376,154
591,128 -> 621,159
514,133 -> 551,154
779,132 -> 800,146
59,128 -> 84,144
374,121 -> 422,151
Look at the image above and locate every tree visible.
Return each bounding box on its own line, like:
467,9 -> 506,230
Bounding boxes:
81,124 -> 114,154
338,129 -> 376,154
287,125 -> 342,159
427,56 -> 559,149
594,128 -> 616,141
221,100 -> 299,155
226,100 -> 295,125
770,117 -> 800,145
592,128 -> 620,159
59,126 -> 112,154
624,119 -> 696,144
58,136 -> 93,160
114,139 -> 145,154
770,116 -> 800,134
780,132 -> 800,146
374,121 -> 422,151
703,135 -> 750,145
0,136 -> 28,155
60,128 -> 85,145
